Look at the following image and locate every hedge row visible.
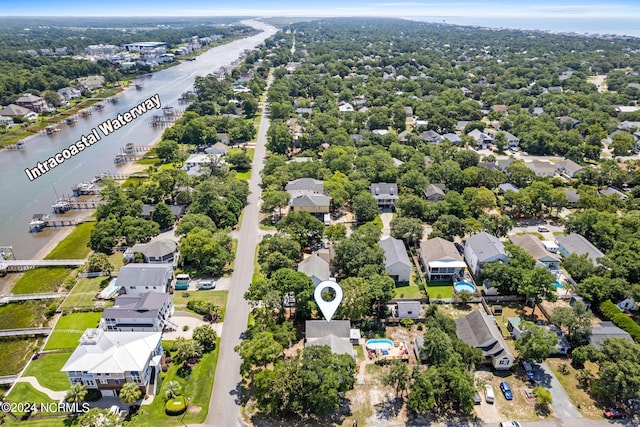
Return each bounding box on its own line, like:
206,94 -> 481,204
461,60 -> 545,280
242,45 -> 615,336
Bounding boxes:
599,300 -> 640,342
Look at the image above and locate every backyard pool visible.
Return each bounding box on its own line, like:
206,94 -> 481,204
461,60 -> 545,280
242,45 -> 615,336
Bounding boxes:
552,281 -> 563,289
366,338 -> 394,351
98,278 -> 120,299
454,281 -> 477,293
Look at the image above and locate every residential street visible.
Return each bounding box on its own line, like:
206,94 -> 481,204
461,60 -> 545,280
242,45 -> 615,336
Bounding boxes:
204,74 -> 273,426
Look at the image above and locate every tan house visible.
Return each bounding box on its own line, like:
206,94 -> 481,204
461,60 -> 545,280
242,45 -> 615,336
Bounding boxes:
289,193 -> 330,214
509,234 -> 561,270
15,93 -> 48,112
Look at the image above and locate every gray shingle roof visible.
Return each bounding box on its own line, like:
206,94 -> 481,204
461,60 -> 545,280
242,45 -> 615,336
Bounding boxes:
290,193 -> 331,208
589,321 -> 633,349
306,320 -> 351,340
370,183 -> 398,199
102,292 -> 171,319
297,254 -> 330,285
455,310 -> 514,360
286,178 -> 325,194
556,233 -> 604,262
420,237 -> 462,262
380,237 -> 412,269
132,239 -> 177,258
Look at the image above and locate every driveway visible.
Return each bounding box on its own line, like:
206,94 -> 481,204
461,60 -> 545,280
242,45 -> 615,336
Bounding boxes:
380,211 -> 393,238
532,361 -> 581,419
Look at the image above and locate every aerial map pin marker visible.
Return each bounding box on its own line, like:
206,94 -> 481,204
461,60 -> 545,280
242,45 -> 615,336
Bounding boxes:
314,280 -> 343,323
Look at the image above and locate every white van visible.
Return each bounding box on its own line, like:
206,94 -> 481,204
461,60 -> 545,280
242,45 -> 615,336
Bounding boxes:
484,384 -> 495,404
197,280 -> 215,290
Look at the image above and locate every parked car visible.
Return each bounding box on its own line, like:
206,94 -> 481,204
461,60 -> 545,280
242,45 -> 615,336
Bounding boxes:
500,381 -> 513,400
522,361 -> 534,382
473,390 -> 482,405
603,408 -> 623,419
500,422 -> 521,427
537,225 -> 550,232
454,242 -> 464,255
197,280 -> 215,290
484,384 -> 495,404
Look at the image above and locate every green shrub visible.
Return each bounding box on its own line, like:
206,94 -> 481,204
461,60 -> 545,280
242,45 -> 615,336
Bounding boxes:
45,303 -> 58,318
165,398 -> 186,415
400,318 -> 414,328
599,300 -> 640,342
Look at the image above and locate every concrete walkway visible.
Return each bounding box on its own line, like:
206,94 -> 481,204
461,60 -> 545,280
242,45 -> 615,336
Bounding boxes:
380,212 -> 393,238
15,376 -> 66,401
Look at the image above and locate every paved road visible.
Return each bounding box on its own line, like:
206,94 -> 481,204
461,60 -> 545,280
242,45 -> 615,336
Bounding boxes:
205,72 -> 274,426
534,362 -> 582,419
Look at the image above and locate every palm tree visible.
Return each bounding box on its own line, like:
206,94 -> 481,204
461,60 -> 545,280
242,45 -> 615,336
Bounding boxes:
65,383 -> 87,404
164,380 -> 181,400
119,382 -> 142,405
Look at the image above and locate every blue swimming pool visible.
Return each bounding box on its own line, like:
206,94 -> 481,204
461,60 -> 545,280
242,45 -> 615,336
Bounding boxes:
366,339 -> 394,351
552,282 -> 563,289
454,281 -> 477,293
99,278 -> 121,299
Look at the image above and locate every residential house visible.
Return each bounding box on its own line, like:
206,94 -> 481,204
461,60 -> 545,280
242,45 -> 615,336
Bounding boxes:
15,93 -> 47,112
396,301 -> 422,319
455,310 -> 514,370
0,116 -> 14,126
100,292 -> 175,332
497,183 -> 519,194
305,320 -> 354,357
338,102 -> 354,112
413,336 -> 428,364
532,107 -> 545,116
616,296 -> 638,311
420,130 -> 444,145
370,183 -> 398,209
490,104 -> 508,114
589,321 -> 633,349
556,159 -> 584,179
57,87 -> 82,103
285,178 -> 325,196
615,106 -> 640,116
140,204 -> 185,220
556,233 -> 605,266
420,237 -> 466,281
557,116 -> 580,129
507,317 -> 570,355
185,153 -> 213,172
115,263 -> 173,296
499,130 -> 520,147
526,160 -> 557,177
599,187 -> 628,200
509,234 -> 561,270
216,133 -> 230,145
467,129 -> 494,149
204,142 -> 228,156
130,239 -> 178,264
298,253 -> 331,286
464,232 -> 508,276
380,237 -> 412,282
424,183 -> 446,202
497,157 -> 515,172
289,193 -> 331,214
77,75 -> 105,91
61,328 -> 163,397
563,188 -> 580,207
442,133 -> 462,144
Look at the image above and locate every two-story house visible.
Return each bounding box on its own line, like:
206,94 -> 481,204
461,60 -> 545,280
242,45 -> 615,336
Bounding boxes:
115,263 -> 173,296
370,183 -> 398,209
100,292 -> 176,332
62,328 -> 163,398
464,232 -> 508,276
509,234 -> 561,270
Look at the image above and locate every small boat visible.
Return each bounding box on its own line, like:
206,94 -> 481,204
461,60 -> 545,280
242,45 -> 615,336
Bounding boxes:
94,103 -> 104,111
52,199 -> 72,213
65,116 -> 78,125
29,214 -> 48,232
80,110 -> 92,118
45,125 -> 60,135
135,83 -> 143,90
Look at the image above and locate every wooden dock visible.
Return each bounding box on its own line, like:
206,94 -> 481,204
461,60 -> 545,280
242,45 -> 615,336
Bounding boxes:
53,198 -> 104,213
0,328 -> 52,338
95,172 -> 150,181
29,216 -> 97,232
0,259 -> 85,273
0,292 -> 69,305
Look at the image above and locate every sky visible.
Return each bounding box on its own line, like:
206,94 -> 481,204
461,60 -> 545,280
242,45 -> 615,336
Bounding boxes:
5,1 -> 640,35
5,0 -> 640,18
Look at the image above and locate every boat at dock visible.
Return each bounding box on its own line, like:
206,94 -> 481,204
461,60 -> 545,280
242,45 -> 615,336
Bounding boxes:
80,110 -> 92,118
52,198 -> 72,214
28,214 -> 48,232
44,125 -> 61,135
65,116 -> 78,125
71,182 -> 100,196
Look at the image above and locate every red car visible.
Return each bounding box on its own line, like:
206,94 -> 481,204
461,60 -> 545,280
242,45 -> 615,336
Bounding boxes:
603,408 -> 623,419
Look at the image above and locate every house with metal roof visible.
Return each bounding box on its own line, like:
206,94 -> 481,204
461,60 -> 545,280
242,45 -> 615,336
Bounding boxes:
115,263 -> 173,296
380,237 -> 412,282
305,320 -> 354,357
289,192 -> 331,214
419,237 -> 466,281
297,254 -> 331,286
61,328 -> 163,397
100,292 -> 175,332
464,232 -> 508,276
589,321 -> 633,349
370,183 -> 398,208
455,310 -> 514,370
556,233 -> 604,266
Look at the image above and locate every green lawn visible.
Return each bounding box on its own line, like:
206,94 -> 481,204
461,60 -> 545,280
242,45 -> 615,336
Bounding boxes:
4,383 -> 59,416
427,280 -> 454,299
0,338 -> 43,376
133,340 -> 220,426
0,302 -> 45,329
172,290 -> 228,321
22,353 -> 72,392
44,312 -> 102,350
44,223 -> 94,260
228,147 -> 254,180
59,277 -> 106,310
11,268 -> 73,294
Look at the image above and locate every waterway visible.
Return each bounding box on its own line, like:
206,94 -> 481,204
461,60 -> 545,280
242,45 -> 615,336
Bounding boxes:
0,20 -> 278,260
